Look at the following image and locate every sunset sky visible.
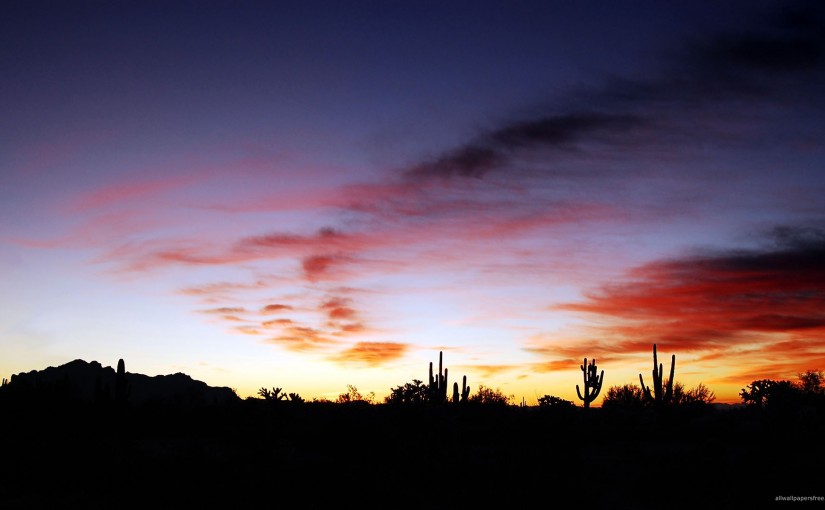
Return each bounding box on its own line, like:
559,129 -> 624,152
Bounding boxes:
2,1 -> 824,404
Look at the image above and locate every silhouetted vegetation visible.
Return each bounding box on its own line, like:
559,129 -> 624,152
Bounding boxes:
740,370 -> 825,420
337,384 -> 375,404
452,374 -> 471,404
1,350 -> 824,509
575,357 -> 603,408
469,384 -> 512,406
537,394 -> 575,410
601,383 -> 647,409
639,343 -> 675,408
384,378 -> 429,405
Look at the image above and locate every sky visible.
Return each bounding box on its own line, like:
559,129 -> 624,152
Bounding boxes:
2,1 -> 824,404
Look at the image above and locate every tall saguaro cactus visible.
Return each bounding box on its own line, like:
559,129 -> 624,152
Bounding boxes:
576,358 -> 604,408
115,358 -> 130,407
452,374 -> 471,404
428,351 -> 448,404
639,343 -> 675,407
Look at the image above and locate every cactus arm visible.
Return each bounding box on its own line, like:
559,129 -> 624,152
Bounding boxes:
639,344 -> 677,407
639,373 -> 652,402
591,370 -> 604,399
665,354 -> 676,404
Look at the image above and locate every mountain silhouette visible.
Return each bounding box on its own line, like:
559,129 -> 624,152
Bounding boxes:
3,358 -> 238,409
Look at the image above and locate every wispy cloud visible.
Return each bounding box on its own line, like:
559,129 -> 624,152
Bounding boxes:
69,174 -> 198,213
199,307 -> 249,315
330,342 -> 408,366
265,325 -> 340,353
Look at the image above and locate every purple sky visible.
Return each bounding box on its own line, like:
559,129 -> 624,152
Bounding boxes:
2,1 -> 824,403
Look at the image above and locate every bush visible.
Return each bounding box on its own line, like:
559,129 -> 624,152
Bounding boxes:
537,395 -> 575,410
337,385 -> 375,404
601,384 -> 646,409
384,379 -> 429,405
673,382 -> 716,406
469,385 -> 513,406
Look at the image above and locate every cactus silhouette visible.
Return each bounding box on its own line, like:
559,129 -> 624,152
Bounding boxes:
428,351 -> 449,404
452,374 -> 471,404
115,358 -> 130,406
639,344 -> 675,407
258,387 -> 288,401
576,358 -> 604,408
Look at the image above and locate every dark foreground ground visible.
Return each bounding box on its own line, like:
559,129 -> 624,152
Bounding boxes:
1,400 -> 823,509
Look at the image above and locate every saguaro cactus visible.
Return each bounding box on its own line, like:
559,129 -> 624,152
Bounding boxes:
428,351 -> 449,404
576,358 -> 604,408
452,374 -> 471,404
115,358 -> 130,406
639,343 -> 675,407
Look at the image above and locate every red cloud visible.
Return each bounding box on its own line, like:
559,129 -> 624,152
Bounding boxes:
261,304 -> 293,314
302,254 -> 349,282
320,297 -> 357,321
553,229 -> 825,383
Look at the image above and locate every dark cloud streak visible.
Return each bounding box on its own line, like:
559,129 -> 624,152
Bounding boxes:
405,2 -> 825,182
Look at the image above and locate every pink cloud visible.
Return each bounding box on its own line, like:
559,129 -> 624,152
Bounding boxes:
70,174 -> 199,213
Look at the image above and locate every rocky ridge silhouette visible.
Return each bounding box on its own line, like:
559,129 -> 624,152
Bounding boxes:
3,358 -> 238,409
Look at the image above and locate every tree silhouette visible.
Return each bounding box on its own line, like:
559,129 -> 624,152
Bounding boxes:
798,369 -> 824,395
385,379 -> 429,405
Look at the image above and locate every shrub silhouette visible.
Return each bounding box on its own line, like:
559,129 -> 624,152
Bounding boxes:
601,384 -> 646,409
469,384 -> 512,406
337,384 -> 374,404
385,379 -> 429,405
672,382 -> 715,406
740,373 -> 825,414
740,379 -> 788,408
537,395 -> 575,410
